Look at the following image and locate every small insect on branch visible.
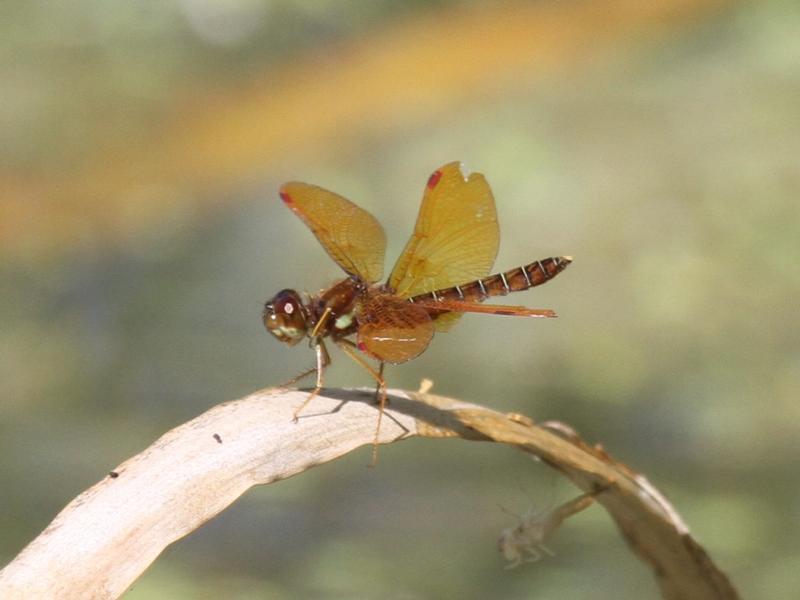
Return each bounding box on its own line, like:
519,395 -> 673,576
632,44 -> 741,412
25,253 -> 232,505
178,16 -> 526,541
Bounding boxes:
498,493 -> 596,568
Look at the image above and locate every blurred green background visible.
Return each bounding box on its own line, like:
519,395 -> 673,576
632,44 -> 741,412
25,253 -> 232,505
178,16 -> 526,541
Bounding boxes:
2,0 -> 799,598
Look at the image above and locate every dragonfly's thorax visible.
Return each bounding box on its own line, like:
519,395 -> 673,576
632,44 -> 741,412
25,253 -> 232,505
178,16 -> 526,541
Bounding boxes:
308,277 -> 365,339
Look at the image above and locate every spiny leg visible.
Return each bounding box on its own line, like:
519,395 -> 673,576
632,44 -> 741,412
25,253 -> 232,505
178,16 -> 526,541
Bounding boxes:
337,339 -> 387,467
292,338 -> 330,422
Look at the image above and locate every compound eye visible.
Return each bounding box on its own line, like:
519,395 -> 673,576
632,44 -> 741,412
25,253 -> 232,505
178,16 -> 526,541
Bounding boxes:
276,295 -> 298,316
272,290 -> 304,319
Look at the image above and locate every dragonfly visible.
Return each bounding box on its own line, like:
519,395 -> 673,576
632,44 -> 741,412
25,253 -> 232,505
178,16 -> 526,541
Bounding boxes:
263,162 -> 571,461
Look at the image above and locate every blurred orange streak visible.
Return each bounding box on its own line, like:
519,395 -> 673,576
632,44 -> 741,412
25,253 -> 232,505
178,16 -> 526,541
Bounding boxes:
0,0 -> 729,260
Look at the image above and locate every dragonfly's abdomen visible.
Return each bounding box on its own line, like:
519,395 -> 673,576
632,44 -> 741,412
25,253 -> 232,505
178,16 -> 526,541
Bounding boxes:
410,256 -> 572,303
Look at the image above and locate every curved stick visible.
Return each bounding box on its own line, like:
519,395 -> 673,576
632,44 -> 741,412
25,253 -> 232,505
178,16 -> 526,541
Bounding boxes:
0,387 -> 739,600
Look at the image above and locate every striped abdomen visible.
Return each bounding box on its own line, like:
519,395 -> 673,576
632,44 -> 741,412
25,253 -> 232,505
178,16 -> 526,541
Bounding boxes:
409,256 -> 572,304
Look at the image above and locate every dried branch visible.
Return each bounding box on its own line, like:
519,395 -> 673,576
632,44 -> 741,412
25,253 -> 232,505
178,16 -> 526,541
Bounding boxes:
0,387 -> 739,600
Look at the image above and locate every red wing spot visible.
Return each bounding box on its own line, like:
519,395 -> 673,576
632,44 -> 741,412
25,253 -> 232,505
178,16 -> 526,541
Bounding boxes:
426,169 -> 443,190
279,190 -> 293,205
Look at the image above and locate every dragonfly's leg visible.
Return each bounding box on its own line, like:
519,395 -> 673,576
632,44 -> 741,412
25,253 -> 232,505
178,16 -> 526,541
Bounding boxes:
336,339 -> 387,467
292,338 -> 330,422
279,365 -> 317,388
309,307 -> 332,339
282,307 -> 335,388
374,361 -> 385,405
284,308 -> 333,420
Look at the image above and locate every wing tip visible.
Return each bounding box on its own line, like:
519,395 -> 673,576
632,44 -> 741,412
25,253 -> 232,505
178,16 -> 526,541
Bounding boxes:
426,169 -> 443,190
278,185 -> 294,206
529,309 -> 558,318
456,161 -> 476,182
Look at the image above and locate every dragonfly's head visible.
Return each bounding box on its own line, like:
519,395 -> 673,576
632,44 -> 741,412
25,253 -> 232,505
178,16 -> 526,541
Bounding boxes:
263,289 -> 308,346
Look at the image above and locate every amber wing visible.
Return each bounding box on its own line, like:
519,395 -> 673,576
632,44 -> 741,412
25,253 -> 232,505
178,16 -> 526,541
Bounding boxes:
356,293 -> 435,364
388,162 -> 499,297
388,162 -> 499,330
280,182 -> 386,283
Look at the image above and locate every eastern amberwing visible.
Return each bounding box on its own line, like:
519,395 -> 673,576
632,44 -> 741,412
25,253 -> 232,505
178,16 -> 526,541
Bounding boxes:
263,162 -> 571,456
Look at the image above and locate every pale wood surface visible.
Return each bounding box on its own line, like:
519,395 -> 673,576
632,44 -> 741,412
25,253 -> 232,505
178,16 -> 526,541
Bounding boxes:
0,387 -> 739,599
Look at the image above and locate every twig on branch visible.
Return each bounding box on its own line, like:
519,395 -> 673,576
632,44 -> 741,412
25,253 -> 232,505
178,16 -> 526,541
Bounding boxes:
0,387 -> 739,600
